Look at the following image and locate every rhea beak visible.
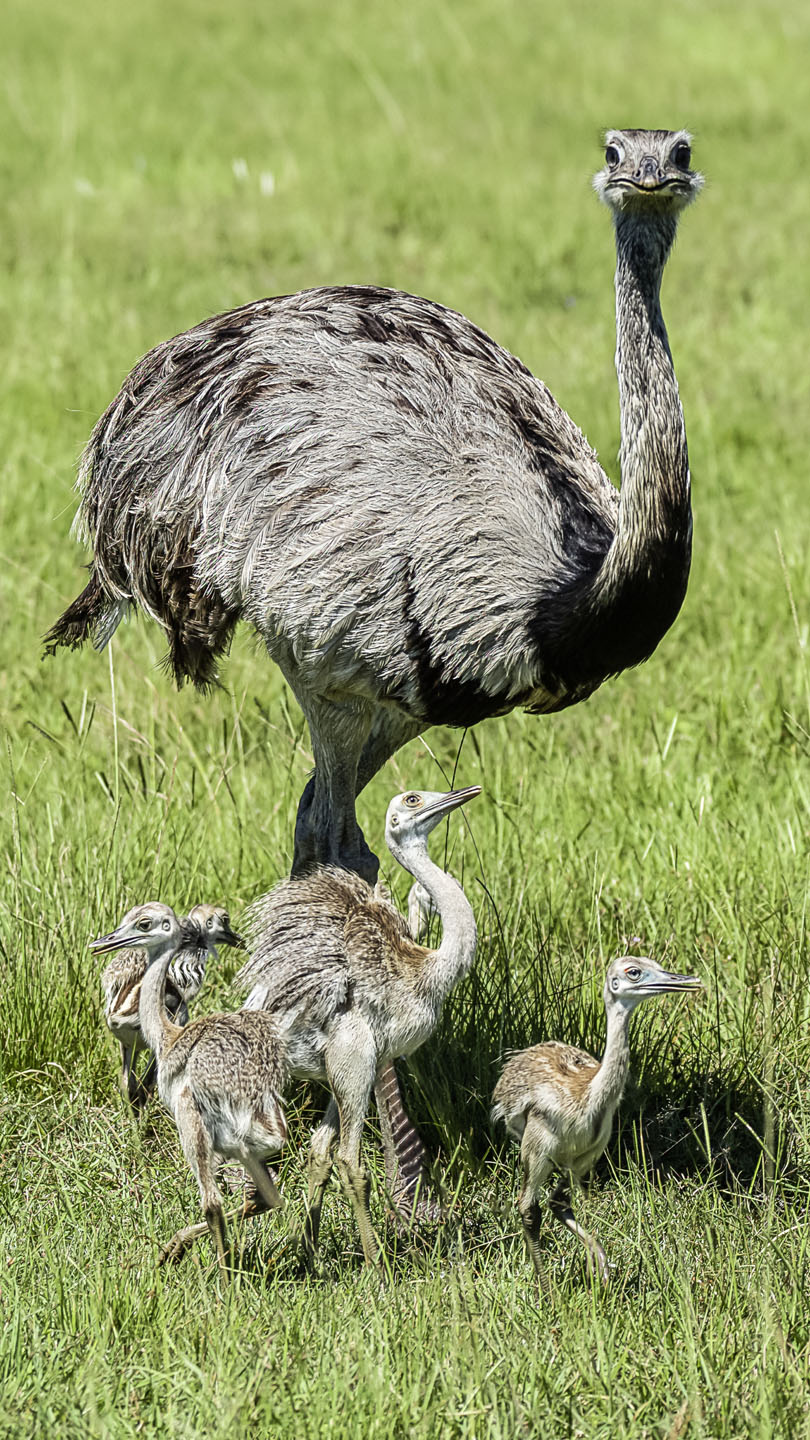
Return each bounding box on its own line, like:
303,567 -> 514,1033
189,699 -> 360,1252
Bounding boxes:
420,785 -> 482,820
89,927 -> 137,955
640,970 -> 703,995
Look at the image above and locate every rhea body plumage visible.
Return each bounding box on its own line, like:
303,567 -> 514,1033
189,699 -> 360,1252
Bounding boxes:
91,903 -> 287,1276
49,127 -> 701,1220
237,786 -> 480,1265
492,956 -> 702,1282
100,903 -> 243,1111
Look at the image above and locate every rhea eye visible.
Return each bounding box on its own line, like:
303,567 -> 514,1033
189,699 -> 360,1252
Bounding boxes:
671,142 -> 691,169
404,793 -> 421,807
138,919 -> 151,932
605,144 -> 623,167
627,967 -> 642,980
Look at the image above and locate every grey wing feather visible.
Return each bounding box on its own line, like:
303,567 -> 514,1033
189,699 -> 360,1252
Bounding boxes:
235,867 -> 366,1026
61,287 -> 616,699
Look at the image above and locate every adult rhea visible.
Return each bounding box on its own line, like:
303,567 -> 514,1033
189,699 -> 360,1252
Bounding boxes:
47,129 -> 702,883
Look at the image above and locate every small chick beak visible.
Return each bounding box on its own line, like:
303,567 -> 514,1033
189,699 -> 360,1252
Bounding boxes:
89,927 -> 134,955
420,785 -> 482,820
224,926 -> 245,950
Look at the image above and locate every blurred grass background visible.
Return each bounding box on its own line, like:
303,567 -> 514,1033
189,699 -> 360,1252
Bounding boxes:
2,0 -> 810,1435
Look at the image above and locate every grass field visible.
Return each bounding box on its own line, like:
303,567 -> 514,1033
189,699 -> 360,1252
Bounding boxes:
3,0 -> 810,1434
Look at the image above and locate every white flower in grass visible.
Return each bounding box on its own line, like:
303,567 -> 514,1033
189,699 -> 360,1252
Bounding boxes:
232,157 -> 249,181
259,171 -> 275,196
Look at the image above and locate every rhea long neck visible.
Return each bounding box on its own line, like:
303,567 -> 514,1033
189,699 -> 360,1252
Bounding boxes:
559,210 -> 693,686
602,212 -> 692,595
139,934 -> 183,1061
587,996 -> 636,1119
387,829 -> 477,1002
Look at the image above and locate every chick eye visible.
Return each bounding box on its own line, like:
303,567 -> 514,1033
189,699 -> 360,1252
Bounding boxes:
671,142 -> 691,169
605,143 -> 623,167
404,793 -> 422,807
207,917 -> 215,929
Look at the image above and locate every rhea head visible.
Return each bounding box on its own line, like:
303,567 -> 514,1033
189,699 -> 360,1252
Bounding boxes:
604,955 -> 702,1012
90,901 -> 184,957
593,129 -> 703,216
186,903 -> 244,950
385,786 -> 481,852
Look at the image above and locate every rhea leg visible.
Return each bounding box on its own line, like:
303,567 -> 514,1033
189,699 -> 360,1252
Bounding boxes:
517,1118 -> 554,1274
290,694 -> 376,881
121,1041 -> 153,1114
327,1023 -> 381,1266
159,1168 -> 281,1266
172,1087 -> 229,1278
293,697 -> 438,1226
374,1063 -> 441,1225
301,1098 -> 340,1265
548,1178 -> 609,1284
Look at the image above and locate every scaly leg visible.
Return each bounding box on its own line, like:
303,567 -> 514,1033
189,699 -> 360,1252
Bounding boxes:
354,708 -> 421,796
516,1122 -> 553,1275
359,710 -> 443,1226
548,1178 -> 609,1285
327,1022 -> 380,1266
139,1053 -> 157,1100
159,1188 -> 274,1265
292,697 -> 439,1227
174,1087 -> 229,1280
301,1099 -> 340,1266
289,692 -> 376,881
374,1063 -> 442,1225
120,1043 -> 136,1108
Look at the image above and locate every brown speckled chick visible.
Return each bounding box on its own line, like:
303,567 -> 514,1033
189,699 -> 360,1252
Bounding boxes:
92,903 -> 286,1279
492,955 -> 701,1283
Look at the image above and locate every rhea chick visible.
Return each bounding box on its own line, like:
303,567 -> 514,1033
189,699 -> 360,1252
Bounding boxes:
100,903 -> 243,1112
92,903 -> 287,1277
237,785 -> 480,1268
492,956 -> 702,1283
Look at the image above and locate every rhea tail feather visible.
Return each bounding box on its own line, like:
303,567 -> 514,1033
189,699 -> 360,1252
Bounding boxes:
43,570 -> 127,655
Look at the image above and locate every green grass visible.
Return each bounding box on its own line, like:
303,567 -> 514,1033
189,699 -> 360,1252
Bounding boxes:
3,0 -> 810,1434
